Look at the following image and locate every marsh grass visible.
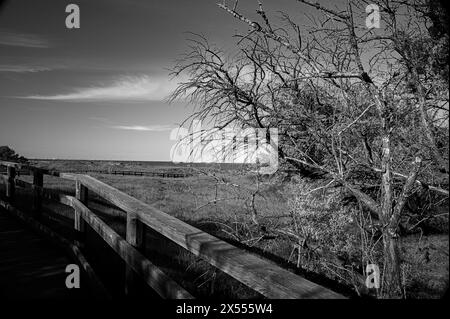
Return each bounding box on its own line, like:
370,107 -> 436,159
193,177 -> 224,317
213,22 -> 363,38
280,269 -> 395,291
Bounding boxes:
5,160 -> 448,298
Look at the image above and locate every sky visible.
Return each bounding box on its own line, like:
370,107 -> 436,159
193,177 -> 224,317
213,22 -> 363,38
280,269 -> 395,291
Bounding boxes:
0,0 -> 326,161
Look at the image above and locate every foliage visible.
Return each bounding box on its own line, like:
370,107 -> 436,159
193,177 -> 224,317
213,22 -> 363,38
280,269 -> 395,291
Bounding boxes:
0,146 -> 28,163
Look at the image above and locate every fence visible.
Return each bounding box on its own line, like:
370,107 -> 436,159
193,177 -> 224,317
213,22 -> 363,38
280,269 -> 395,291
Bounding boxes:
74,169 -> 191,178
0,160 -> 344,299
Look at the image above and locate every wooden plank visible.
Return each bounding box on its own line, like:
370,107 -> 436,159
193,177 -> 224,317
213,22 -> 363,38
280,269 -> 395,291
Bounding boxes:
0,160 -> 24,168
60,195 -> 193,299
0,161 -> 61,178
0,200 -> 110,299
126,212 -> 144,248
6,166 -> 16,201
32,170 -> 43,217
60,173 -> 344,299
125,212 -> 145,296
74,181 -> 87,233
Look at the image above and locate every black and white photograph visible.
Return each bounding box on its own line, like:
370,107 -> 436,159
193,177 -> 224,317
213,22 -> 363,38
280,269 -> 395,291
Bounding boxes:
0,0 -> 448,308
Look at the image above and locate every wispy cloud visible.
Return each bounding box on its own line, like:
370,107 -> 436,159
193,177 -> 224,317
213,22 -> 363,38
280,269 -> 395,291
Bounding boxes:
89,117 -> 174,132
110,124 -> 174,132
0,30 -> 51,48
0,64 -> 52,73
18,75 -> 177,101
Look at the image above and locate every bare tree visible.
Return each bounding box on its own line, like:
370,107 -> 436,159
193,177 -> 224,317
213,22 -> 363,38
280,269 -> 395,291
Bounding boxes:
170,0 -> 449,297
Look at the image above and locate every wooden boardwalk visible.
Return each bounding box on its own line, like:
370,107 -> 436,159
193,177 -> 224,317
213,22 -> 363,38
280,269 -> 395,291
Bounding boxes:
0,208 -> 88,299
0,160 -> 346,299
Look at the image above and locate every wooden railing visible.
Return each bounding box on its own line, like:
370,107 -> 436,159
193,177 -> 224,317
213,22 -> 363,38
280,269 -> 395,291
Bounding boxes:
0,160 -> 345,299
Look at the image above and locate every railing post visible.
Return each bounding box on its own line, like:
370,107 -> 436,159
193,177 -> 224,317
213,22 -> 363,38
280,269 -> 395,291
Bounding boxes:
125,212 -> 145,296
32,169 -> 43,218
126,212 -> 145,248
75,180 -> 88,233
6,166 -> 16,202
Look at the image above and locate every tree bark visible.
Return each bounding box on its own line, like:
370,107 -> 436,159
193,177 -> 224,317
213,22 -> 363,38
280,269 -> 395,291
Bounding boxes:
379,133 -> 402,297
382,230 -> 402,298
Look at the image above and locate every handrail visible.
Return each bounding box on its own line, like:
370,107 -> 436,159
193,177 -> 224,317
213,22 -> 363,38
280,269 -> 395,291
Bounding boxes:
0,160 -> 345,299
0,160 -> 61,176
59,194 -> 193,299
0,164 -> 192,298
60,173 -> 344,299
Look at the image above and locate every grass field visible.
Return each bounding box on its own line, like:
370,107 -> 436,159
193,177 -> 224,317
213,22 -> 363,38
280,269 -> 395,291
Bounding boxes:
15,159 -> 449,298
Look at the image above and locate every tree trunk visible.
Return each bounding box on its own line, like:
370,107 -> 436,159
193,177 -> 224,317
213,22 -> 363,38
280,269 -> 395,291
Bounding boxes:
382,230 -> 402,298
382,156 -> 422,298
380,132 -> 402,298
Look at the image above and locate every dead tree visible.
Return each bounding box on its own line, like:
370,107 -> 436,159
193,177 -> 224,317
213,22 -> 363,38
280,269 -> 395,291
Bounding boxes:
170,0 -> 449,297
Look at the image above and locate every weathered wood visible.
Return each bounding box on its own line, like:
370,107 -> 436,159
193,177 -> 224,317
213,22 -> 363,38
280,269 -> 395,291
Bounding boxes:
0,160 -> 23,168
125,212 -> 146,295
60,173 -> 344,299
60,195 -> 193,299
0,199 -> 110,299
32,170 -> 43,217
126,212 -> 145,248
6,166 -> 16,201
75,181 -> 88,233
0,161 -> 60,177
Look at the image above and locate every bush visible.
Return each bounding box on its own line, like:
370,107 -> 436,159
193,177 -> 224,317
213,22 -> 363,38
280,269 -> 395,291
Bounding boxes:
286,179 -> 365,285
0,146 -> 28,163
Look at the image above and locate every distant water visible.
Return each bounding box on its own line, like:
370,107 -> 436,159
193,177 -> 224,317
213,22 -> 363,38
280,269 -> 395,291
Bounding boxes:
31,159 -> 253,169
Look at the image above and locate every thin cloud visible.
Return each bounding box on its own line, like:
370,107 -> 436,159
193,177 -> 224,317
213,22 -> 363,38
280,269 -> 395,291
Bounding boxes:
0,30 -> 51,48
0,64 -> 52,73
18,75 -> 178,101
110,124 -> 174,132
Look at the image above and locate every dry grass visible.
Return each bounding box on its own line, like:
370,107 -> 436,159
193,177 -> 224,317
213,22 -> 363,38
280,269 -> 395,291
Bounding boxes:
12,160 -> 449,298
